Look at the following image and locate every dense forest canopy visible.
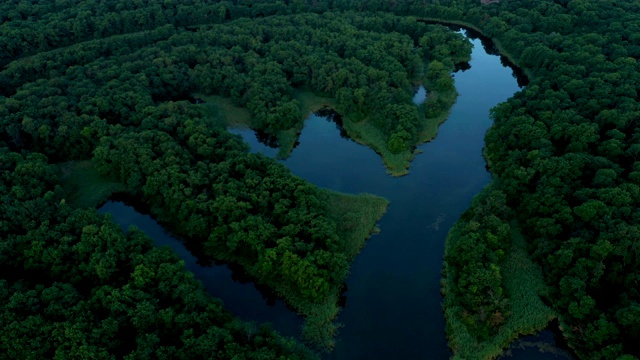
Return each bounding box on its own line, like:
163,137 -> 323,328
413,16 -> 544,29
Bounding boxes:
454,2 -> 639,359
427,0 -> 640,359
1,10 -> 472,175
2,0 -> 640,358
0,149 -> 315,359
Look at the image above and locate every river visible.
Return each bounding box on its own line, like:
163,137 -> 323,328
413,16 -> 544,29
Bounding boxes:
99,30 -> 571,359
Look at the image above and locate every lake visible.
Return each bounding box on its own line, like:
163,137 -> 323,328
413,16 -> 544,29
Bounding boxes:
99,29 -> 570,359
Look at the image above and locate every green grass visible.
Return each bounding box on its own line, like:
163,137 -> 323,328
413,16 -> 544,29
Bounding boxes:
321,190 -> 389,260
293,90 -> 336,118
194,82 -> 457,177
340,119 -> 415,176
57,161 -> 125,208
417,78 -> 458,142
194,90 -> 335,159
443,215 -> 555,360
291,77 -> 459,177
193,93 -> 253,128
338,83 -> 457,176
289,85 -> 458,177
294,189 -> 388,351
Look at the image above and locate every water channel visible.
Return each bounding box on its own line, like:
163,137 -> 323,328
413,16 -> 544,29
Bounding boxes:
99,30 -> 572,359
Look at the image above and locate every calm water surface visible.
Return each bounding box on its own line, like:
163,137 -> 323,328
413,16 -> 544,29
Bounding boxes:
229,34 -> 519,359
99,32 -> 564,359
98,201 -> 304,337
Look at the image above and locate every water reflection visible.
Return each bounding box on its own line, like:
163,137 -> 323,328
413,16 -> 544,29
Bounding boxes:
254,128 -> 280,149
232,35 -> 525,359
417,19 -> 529,87
230,34 -> 561,359
454,61 -> 472,73
315,107 -> 351,140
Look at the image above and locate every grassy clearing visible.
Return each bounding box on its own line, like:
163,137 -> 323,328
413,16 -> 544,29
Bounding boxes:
293,90 -> 336,118
321,190 -> 389,260
417,79 -> 458,142
274,128 -> 300,158
289,87 -> 458,176
443,216 -> 555,360
293,189 -> 388,350
338,83 -> 457,176
193,93 -> 253,128
341,119 -> 414,176
57,160 -> 125,208
194,86 -> 456,176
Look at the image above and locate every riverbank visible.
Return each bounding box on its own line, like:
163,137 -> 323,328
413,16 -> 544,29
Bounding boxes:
418,16 -> 559,359
298,190 -> 389,349
443,187 -> 555,359
340,82 -> 458,177
417,17 -> 534,82
198,80 -> 459,177
194,91 -> 327,159
56,159 -> 388,352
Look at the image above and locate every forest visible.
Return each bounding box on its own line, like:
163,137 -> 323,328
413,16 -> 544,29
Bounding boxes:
2,0 -> 640,359
0,149 -> 315,359
1,9 -> 472,175
430,1 -> 640,359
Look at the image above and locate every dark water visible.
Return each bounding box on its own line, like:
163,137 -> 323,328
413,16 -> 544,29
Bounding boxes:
98,31 -> 565,359
413,85 -> 428,104
230,33 -> 520,359
98,201 -> 304,338
499,329 -> 573,360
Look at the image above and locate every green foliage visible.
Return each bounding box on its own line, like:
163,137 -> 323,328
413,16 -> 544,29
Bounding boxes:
443,186 -> 555,359
2,5 -> 398,353
444,187 -> 513,340
6,0 -> 640,357
0,149 -> 316,359
0,10 -> 471,175
90,114 -> 387,350
57,161 -> 125,209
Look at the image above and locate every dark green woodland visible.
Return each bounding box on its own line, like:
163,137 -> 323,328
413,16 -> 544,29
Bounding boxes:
1,0 -> 640,359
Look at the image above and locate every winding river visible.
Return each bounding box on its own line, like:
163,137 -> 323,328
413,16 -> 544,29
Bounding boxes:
99,30 -> 572,359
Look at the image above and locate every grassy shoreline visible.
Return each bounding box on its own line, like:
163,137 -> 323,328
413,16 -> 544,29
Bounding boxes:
421,16 -> 553,359
294,190 -> 389,350
339,81 -> 458,176
442,189 -> 555,359
197,84 -> 458,177
57,160 -> 389,352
